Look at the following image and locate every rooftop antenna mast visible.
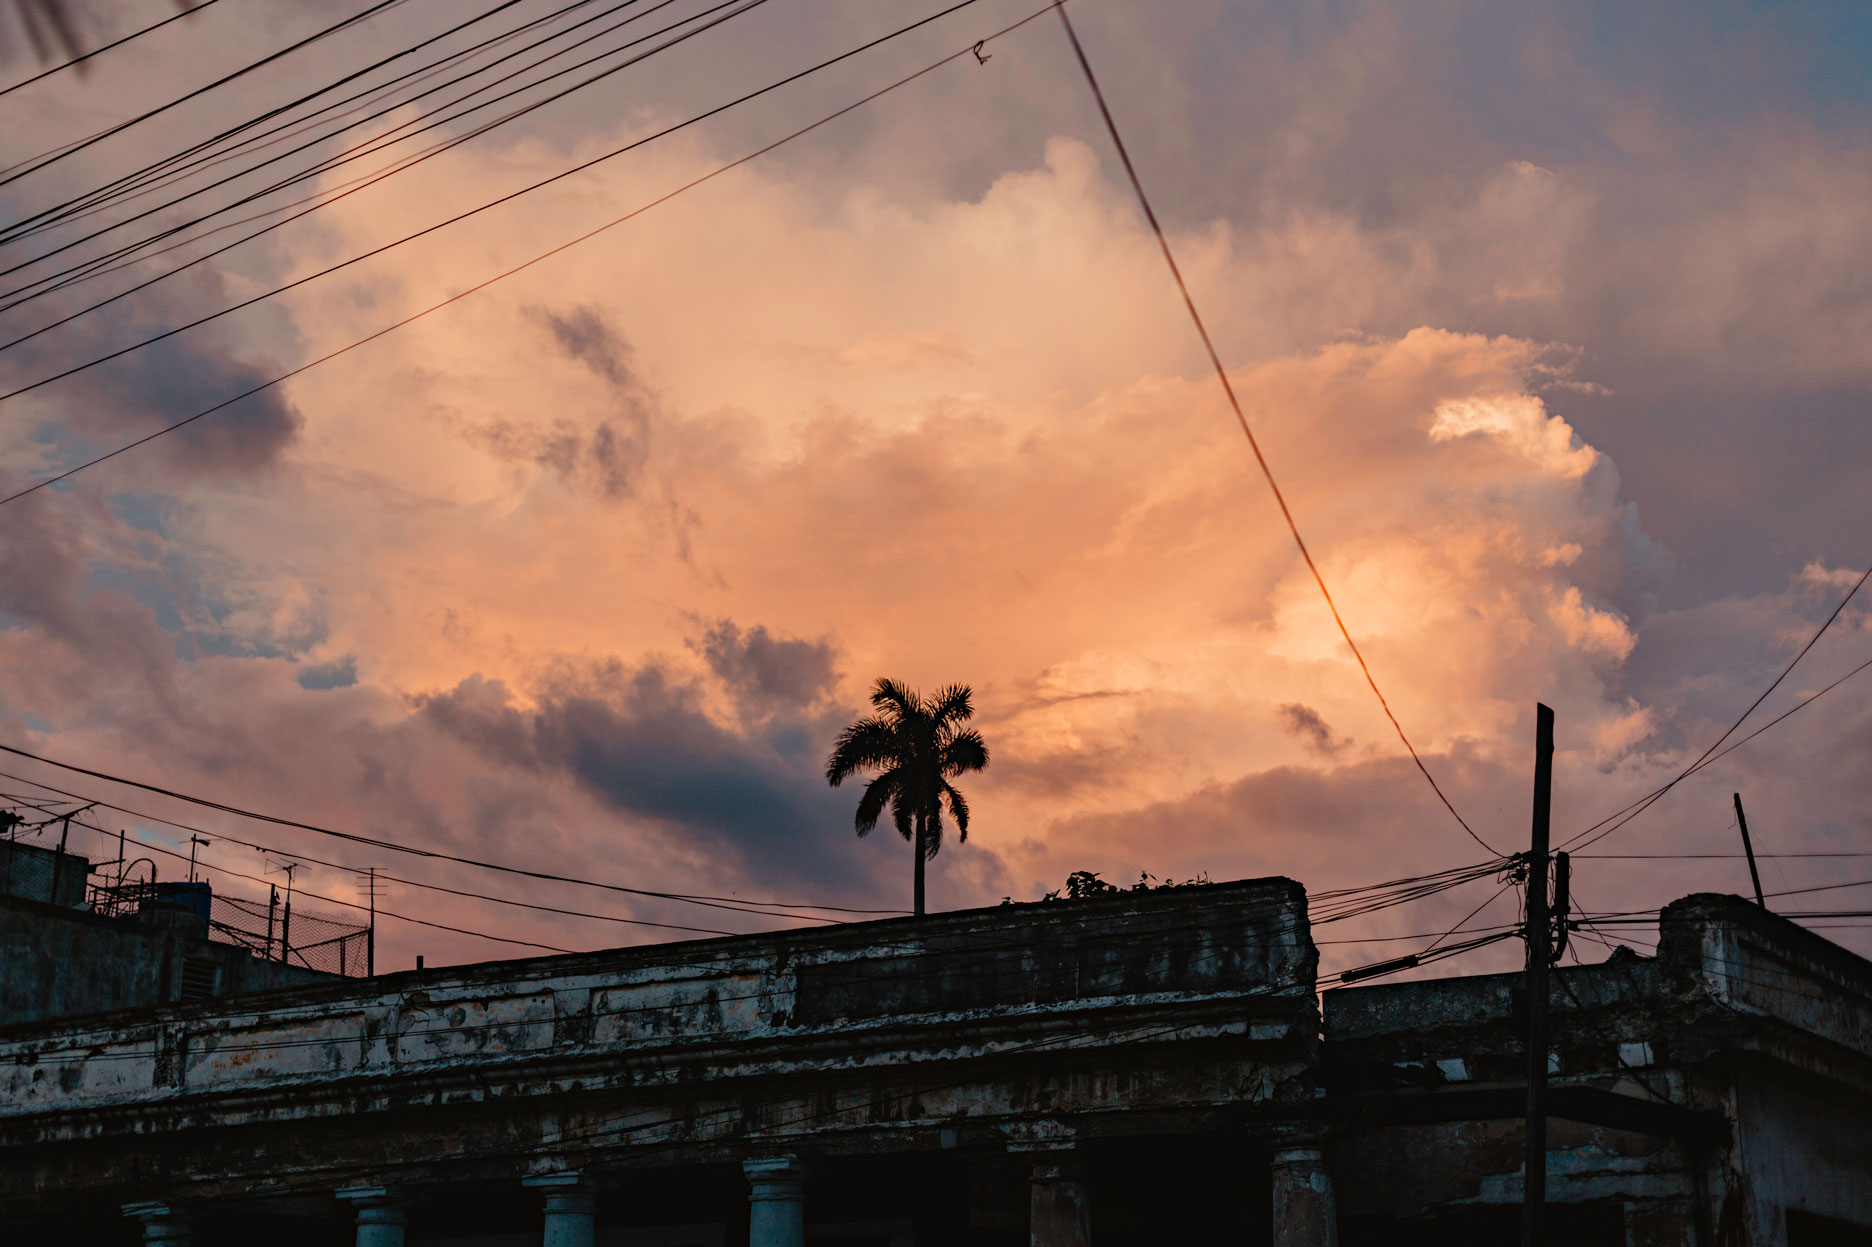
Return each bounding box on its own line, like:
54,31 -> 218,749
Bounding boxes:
187,834 -> 210,883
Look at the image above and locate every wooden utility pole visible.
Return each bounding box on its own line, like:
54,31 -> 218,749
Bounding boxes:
1733,793 -> 1767,909
1523,703 -> 1555,1247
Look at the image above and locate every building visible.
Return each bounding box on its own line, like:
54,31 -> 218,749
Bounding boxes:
0,838 -> 351,1026
0,877 -> 1867,1246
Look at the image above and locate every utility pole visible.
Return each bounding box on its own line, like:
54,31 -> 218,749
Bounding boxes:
1523,703 -> 1555,1247
187,835 -> 210,884
266,884 -> 279,961
282,863 -> 296,966
1733,793 -> 1767,909
267,860 -> 299,967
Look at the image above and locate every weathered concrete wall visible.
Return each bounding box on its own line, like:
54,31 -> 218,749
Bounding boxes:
0,840 -> 89,908
1322,893 -> 1872,1247
0,892 -> 329,1027
0,878 -> 1318,1214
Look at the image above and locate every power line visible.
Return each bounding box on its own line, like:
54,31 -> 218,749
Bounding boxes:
0,9 -> 624,332
0,0 -> 1013,407
0,748 -> 905,917
0,0 -> 609,242
0,0 -> 409,191
0,790 -> 584,951
0,0 -> 229,100
0,0 -> 1022,507
0,0 -> 720,295
1563,567 -> 1871,854
1046,0 -> 1499,858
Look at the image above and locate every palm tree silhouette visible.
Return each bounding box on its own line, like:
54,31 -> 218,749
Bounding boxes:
826,678 -> 989,916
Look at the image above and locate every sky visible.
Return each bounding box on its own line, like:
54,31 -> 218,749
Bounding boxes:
0,0 -> 1867,976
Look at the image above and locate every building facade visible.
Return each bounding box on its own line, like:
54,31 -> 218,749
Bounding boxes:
0,880 -> 1867,1246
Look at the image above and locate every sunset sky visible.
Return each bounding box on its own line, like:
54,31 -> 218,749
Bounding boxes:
0,0 -> 1868,975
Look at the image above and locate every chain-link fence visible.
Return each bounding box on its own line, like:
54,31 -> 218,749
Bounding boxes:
210,890 -> 369,977
86,879 -> 370,977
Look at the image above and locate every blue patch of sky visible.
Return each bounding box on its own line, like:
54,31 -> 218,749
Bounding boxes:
106,493 -> 171,537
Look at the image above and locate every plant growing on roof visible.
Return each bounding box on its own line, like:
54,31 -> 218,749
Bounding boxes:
825,678 -> 989,916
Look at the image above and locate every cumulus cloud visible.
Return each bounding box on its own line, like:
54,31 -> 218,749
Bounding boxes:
0,0 -> 1866,973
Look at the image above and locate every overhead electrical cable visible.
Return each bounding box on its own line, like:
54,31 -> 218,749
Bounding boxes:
2,0 -> 610,238
0,0 -> 555,262
0,0 -> 707,293
0,0 -> 768,347
1562,562 -> 1871,854
36,803 -> 767,938
0,0 -> 683,268
0,791 -> 584,951
0,0 -> 1020,504
0,0 -> 732,321
0,0 -> 230,100
0,749 -> 909,916
1045,0 -> 1500,858
0,0 -> 410,191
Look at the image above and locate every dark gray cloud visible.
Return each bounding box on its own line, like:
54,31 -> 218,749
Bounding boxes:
693,619 -> 838,718
3,265 -> 302,480
296,656 -> 357,691
1278,703 -> 1349,756
535,305 -> 633,388
462,305 -> 658,500
415,649 -> 890,895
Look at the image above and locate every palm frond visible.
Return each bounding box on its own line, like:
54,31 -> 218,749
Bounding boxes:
940,727 -> 989,776
854,769 -> 904,836
887,788 -> 915,841
941,781 -> 970,841
930,683 -> 974,727
870,677 -> 921,719
826,716 -> 902,785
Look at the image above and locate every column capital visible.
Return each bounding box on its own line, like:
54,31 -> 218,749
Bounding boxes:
522,1171 -> 593,1191
336,1184 -> 408,1224
743,1155 -> 809,1192
123,1202 -> 192,1246
1270,1121 -> 1333,1156
524,1169 -> 598,1216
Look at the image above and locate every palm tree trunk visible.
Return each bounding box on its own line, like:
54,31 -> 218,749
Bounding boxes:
913,810 -> 927,916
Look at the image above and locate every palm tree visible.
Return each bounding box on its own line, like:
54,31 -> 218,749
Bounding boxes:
826,678 -> 989,916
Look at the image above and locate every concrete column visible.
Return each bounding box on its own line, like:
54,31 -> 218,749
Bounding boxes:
1028,1156 -> 1091,1247
123,1201 -> 191,1246
524,1171 -> 597,1247
337,1185 -> 408,1247
743,1156 -> 807,1247
1270,1145 -> 1339,1247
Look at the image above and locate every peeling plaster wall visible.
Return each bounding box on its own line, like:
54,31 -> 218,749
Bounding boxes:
0,878 -> 1319,1212
1323,894 -> 1872,1247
